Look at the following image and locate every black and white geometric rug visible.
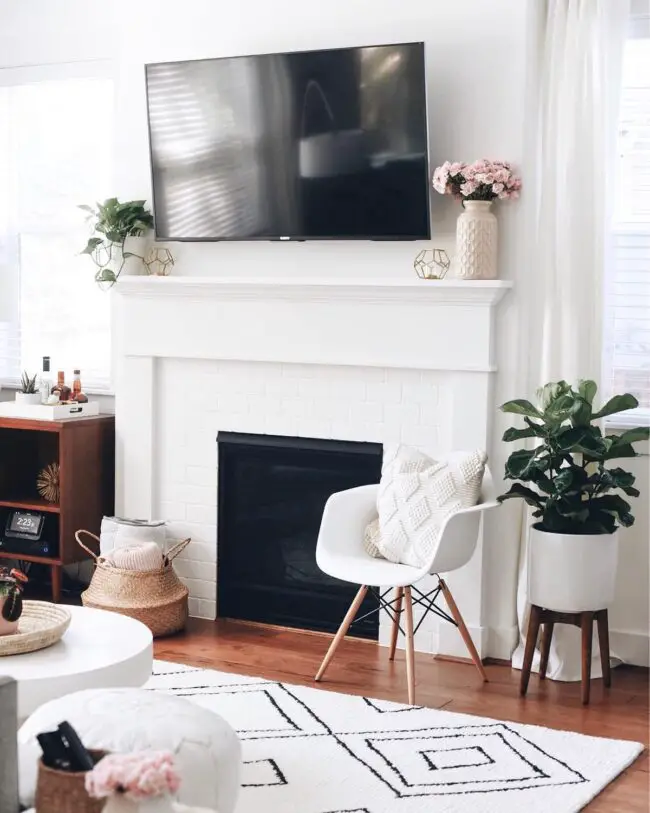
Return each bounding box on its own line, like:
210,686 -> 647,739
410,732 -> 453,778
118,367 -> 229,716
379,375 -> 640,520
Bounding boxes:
148,660 -> 642,813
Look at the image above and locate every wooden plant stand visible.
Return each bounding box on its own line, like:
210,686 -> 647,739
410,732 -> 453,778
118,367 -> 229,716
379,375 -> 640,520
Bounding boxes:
520,604 -> 611,705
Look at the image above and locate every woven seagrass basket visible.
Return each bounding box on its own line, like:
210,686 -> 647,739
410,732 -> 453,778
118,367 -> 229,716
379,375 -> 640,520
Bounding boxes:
76,530 -> 190,638
35,750 -> 106,813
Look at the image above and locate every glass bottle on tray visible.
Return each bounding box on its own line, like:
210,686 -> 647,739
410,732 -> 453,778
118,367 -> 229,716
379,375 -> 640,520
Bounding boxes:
39,356 -> 52,404
51,371 -> 71,402
71,369 -> 88,403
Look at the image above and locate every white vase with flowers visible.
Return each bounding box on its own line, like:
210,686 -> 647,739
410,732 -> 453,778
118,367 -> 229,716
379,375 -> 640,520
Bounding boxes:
432,159 -> 522,280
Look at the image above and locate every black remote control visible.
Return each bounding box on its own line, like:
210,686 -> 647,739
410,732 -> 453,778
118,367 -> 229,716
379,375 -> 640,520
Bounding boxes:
58,722 -> 95,772
36,721 -> 95,773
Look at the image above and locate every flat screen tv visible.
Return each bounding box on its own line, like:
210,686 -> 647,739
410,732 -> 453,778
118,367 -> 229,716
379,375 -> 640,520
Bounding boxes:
145,42 -> 430,241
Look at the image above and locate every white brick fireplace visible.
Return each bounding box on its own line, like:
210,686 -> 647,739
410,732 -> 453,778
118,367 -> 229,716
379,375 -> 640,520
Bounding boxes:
114,276 -> 511,657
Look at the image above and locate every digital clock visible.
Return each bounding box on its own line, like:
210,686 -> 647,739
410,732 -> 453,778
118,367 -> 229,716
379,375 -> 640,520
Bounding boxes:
5,510 -> 45,541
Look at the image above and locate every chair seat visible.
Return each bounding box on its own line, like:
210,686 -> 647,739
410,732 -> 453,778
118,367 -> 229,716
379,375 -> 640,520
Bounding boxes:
318,550 -> 424,588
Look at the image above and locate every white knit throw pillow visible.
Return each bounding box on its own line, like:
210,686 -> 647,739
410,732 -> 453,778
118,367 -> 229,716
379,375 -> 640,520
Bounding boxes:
364,445 -> 487,568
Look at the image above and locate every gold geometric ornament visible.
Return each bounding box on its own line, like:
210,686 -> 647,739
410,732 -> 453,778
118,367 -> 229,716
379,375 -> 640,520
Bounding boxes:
145,247 -> 175,277
413,248 -> 450,280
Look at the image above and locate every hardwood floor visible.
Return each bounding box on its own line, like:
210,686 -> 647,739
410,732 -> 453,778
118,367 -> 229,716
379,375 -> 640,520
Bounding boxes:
155,618 -> 649,812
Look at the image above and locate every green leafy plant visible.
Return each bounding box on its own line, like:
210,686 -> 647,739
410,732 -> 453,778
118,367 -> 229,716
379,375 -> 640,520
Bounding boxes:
498,380 -> 649,535
79,198 -> 154,287
19,371 -> 38,394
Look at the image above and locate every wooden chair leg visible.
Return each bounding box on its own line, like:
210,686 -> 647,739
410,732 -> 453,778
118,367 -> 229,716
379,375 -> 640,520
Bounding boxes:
388,586 -> 404,661
596,609 -> 612,688
439,578 -> 488,682
315,585 -> 368,682
520,604 -> 542,697
403,586 -> 416,705
539,621 -> 554,680
581,611 -> 594,705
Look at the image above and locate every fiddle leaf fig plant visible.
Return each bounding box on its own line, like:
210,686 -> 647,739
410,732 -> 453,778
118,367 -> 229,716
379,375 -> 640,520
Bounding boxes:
79,198 -> 154,287
498,380 -> 649,535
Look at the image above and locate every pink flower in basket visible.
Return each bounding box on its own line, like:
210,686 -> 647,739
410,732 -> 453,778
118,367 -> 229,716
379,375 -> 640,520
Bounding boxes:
85,751 -> 181,800
432,159 -> 521,202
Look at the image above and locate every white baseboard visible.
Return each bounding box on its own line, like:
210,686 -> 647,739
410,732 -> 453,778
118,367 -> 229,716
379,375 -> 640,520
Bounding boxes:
382,622 -> 519,662
487,624 -> 519,661
436,622 -> 489,660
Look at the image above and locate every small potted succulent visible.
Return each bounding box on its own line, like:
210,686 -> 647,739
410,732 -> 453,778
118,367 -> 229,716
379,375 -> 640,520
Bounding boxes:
15,371 -> 41,406
0,567 -> 28,635
498,380 -> 649,613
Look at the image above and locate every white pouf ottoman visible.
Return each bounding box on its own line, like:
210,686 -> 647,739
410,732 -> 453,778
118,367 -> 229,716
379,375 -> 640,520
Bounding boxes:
18,687 -> 241,813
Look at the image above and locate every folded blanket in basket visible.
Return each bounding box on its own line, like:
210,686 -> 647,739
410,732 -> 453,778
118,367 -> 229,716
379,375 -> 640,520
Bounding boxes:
106,541 -> 164,571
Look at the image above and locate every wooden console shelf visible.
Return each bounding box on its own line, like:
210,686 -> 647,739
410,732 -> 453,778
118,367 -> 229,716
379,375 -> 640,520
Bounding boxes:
0,498 -> 61,513
0,414 -> 115,600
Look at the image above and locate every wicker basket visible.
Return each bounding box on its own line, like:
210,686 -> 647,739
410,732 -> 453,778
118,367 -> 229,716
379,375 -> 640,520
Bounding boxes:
35,750 -> 106,813
0,601 -> 71,657
76,531 -> 190,638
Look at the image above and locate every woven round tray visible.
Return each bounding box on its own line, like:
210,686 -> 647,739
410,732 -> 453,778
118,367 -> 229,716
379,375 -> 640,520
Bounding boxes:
0,601 -> 71,656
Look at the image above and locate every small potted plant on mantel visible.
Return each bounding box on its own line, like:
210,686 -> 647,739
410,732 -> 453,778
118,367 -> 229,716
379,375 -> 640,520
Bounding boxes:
498,380 -> 648,613
80,198 -> 154,289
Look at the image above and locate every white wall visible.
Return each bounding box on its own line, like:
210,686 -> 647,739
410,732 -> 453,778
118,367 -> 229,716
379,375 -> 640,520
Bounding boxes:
609,444 -> 650,665
1,0 -> 647,664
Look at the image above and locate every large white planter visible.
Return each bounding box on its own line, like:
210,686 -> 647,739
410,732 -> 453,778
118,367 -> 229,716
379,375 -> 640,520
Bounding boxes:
456,200 -> 498,279
528,524 -> 619,612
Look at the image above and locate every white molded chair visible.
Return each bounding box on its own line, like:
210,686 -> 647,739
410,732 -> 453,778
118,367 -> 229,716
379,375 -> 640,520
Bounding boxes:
314,467 -> 499,704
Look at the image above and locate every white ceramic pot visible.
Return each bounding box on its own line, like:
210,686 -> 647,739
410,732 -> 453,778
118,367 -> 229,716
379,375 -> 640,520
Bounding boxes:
456,200 -> 498,279
15,392 -> 42,405
528,524 -> 619,612
121,236 -> 150,276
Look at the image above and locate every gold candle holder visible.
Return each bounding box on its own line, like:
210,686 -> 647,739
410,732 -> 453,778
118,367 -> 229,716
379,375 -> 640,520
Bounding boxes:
414,248 -> 450,280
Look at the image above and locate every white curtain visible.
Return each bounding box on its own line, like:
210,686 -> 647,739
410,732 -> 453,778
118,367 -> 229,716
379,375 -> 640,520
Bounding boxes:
512,0 -> 630,681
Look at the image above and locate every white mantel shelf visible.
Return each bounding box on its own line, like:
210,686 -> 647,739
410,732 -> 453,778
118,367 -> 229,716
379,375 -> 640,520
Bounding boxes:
114,275 -> 512,374
116,275 -> 513,306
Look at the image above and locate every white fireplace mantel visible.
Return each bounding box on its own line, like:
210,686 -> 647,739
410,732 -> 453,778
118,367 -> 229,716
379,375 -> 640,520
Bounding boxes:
114,274 -> 513,658
116,275 -> 512,305
115,276 -> 513,374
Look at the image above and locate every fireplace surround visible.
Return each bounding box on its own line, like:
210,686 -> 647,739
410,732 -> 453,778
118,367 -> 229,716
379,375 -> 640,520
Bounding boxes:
216,432 -> 382,636
114,276 -> 512,659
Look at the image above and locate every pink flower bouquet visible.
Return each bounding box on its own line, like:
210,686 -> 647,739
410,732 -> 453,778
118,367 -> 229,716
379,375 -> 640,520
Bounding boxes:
85,751 -> 181,800
432,160 -> 521,202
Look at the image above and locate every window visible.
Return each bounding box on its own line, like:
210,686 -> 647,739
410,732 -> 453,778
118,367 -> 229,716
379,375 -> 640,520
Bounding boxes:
0,63 -> 114,392
605,13 -> 650,426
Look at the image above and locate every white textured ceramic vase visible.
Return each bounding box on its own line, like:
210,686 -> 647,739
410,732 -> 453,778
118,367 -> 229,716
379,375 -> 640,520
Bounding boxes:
528,525 -> 619,612
456,200 -> 498,279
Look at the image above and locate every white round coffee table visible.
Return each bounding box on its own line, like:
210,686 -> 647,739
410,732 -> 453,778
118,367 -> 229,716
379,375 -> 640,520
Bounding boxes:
0,605 -> 153,721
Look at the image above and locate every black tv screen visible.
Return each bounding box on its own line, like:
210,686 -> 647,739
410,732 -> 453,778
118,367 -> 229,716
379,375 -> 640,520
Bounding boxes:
145,42 -> 430,241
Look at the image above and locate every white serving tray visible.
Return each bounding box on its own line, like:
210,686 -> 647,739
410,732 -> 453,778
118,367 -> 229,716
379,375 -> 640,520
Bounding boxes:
0,401 -> 100,420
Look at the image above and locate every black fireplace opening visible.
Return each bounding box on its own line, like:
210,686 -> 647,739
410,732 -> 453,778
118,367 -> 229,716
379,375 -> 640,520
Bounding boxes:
217,432 -> 382,639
